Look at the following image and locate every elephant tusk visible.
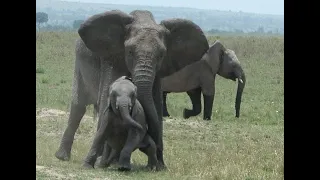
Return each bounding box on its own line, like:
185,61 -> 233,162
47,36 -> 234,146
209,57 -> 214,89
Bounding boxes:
238,78 -> 243,83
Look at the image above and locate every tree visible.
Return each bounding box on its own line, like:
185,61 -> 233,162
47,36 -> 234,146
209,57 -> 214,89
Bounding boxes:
73,20 -> 84,30
36,12 -> 48,26
257,26 -> 265,34
36,12 -> 48,40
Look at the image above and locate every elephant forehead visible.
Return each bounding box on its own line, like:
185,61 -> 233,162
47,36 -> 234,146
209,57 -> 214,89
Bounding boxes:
226,49 -> 235,56
114,81 -> 135,92
226,49 -> 240,63
125,29 -> 161,45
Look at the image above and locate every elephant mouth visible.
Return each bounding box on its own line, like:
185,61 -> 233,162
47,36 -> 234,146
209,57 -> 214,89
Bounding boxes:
228,72 -> 237,81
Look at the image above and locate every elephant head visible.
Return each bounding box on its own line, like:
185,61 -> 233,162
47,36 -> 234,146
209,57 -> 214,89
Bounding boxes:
106,76 -> 142,130
204,40 -> 246,118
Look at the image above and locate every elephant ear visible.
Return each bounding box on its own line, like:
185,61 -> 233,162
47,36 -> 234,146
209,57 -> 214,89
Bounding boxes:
103,97 -> 112,115
103,84 -> 115,115
205,40 -> 227,71
78,10 -> 134,56
160,18 -> 209,72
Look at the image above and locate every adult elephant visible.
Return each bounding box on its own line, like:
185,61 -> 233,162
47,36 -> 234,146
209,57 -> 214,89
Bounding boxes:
162,40 -> 246,120
54,10 -> 209,169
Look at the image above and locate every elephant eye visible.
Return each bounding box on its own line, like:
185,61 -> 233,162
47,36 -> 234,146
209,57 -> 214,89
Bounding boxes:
127,50 -> 134,55
158,51 -> 165,59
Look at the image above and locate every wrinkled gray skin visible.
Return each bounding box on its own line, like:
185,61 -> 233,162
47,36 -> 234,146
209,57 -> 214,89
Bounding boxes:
83,76 -> 159,171
162,40 -> 246,120
54,9 -> 209,169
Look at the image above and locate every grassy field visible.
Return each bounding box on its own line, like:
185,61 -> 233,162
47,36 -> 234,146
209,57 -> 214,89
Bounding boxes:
36,32 -> 284,180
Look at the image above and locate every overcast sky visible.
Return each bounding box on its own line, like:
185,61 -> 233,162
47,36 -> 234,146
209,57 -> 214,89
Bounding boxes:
63,0 -> 284,15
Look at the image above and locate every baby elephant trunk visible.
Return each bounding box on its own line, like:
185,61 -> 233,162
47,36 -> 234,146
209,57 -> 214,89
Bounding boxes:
118,104 -> 143,130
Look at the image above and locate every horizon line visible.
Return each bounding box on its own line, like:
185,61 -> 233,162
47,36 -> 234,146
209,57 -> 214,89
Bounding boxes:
56,0 -> 284,16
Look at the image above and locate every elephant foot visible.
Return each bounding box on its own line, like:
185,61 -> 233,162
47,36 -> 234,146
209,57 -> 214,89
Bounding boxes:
145,164 -> 159,171
163,111 -> 170,117
81,162 -> 94,169
203,117 -> 211,121
156,150 -> 167,170
146,161 -> 163,171
156,162 -> 166,171
95,157 -> 109,168
118,164 -> 131,171
156,159 -> 167,171
96,161 -> 110,168
183,108 -> 192,119
97,157 -> 118,168
110,157 -> 119,165
55,147 -> 70,161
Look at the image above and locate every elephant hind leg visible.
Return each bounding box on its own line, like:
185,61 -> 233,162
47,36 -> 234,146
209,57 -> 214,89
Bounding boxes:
55,71 -> 89,161
97,142 -> 120,168
183,87 -> 202,119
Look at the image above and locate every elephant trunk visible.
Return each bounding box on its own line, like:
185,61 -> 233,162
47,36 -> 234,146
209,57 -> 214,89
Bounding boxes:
118,103 -> 143,130
235,70 -> 246,118
132,59 -> 160,143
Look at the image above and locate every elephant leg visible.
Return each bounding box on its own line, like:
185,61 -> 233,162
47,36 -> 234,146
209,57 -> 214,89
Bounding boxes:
162,91 -> 170,117
98,143 -> 119,168
82,112 -> 109,168
99,142 -> 120,167
96,142 -> 111,168
183,87 -> 202,119
118,129 -> 141,171
139,135 -> 159,171
95,113 -> 106,158
200,75 -> 216,120
105,149 -> 119,167
203,94 -> 214,120
55,72 -> 88,161
152,76 -> 166,169
203,86 -> 215,120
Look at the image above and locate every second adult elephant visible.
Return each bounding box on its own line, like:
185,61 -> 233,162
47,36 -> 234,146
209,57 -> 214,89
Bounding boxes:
54,9 -> 209,169
162,40 -> 246,120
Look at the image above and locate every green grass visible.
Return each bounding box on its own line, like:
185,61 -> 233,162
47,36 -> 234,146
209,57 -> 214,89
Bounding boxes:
36,32 -> 284,180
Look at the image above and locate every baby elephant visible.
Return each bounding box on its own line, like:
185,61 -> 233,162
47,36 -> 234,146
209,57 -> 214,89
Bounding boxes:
83,76 -> 159,171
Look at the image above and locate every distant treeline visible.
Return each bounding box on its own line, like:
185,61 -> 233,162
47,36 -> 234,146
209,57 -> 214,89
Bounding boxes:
37,24 -> 282,36
36,0 -> 283,34
36,10 -> 283,36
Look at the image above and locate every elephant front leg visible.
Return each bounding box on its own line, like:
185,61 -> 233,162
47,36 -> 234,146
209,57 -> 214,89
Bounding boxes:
162,91 -> 170,117
183,87 -> 202,119
202,84 -> 215,120
152,76 -> 166,169
118,129 -> 141,171
55,74 -> 88,161
203,94 -> 214,120
82,115 -> 108,168
139,135 -> 159,171
201,76 -> 216,120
